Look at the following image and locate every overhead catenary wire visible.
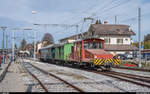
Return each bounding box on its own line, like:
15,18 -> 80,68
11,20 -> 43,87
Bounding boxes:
54,0 -> 122,35
93,0 -> 131,19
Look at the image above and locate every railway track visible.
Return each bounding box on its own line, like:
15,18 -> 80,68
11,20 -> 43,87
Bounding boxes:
26,59 -> 150,90
21,59 -> 84,92
91,70 -> 150,88
113,66 -> 150,72
51,61 -> 150,88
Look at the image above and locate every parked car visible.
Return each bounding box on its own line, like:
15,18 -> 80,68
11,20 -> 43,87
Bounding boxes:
117,54 -> 127,60
125,54 -> 133,59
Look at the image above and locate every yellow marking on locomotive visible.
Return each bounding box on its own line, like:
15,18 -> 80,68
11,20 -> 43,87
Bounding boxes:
98,59 -> 105,65
94,58 -> 121,65
114,59 -> 120,65
95,59 -> 99,65
113,59 -> 118,65
94,59 -> 99,64
96,59 -> 100,65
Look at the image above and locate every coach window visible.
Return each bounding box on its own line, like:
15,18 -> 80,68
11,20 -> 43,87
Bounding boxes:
96,42 -> 98,48
84,42 -> 88,49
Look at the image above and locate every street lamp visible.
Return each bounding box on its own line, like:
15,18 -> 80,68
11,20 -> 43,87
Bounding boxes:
6,35 -> 8,49
1,26 -> 7,64
32,10 -> 37,62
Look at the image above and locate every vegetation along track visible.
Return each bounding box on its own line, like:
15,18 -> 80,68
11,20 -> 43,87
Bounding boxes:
22,59 -> 84,92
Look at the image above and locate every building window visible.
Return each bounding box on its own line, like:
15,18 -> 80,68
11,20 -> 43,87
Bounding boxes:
104,38 -> 109,43
109,38 -> 111,43
117,38 -> 123,44
92,31 -> 95,36
125,38 -> 128,41
104,38 -> 110,44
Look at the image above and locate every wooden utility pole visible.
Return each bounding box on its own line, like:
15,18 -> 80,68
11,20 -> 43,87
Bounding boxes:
138,7 -> 142,68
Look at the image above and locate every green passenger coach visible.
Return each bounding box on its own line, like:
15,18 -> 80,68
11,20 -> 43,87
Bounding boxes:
54,43 -> 73,61
63,43 -> 73,60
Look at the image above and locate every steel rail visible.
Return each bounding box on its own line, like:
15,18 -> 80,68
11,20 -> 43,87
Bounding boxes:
26,62 -> 84,92
113,66 -> 150,72
92,71 -> 150,88
22,59 -> 49,92
110,71 -> 150,80
28,59 -> 150,89
104,71 -> 150,84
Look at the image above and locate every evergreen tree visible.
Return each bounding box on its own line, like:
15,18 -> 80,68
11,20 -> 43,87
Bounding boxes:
144,34 -> 150,42
95,19 -> 102,24
21,38 -> 27,51
95,20 -> 99,24
14,44 -> 17,49
99,20 -> 102,24
144,34 -> 150,49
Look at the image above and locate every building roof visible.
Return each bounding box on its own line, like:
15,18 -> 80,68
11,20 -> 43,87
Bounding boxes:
90,24 -> 135,35
104,44 -> 138,51
59,24 -> 136,42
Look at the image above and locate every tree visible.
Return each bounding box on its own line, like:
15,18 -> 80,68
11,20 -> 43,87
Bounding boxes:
42,33 -> 54,47
133,42 -> 139,48
143,34 -> 150,49
133,41 -> 150,49
95,20 -> 99,24
144,41 -> 150,49
98,20 -> 102,24
95,19 -> 102,24
144,34 -> 150,42
14,44 -> 17,49
21,38 -> 27,51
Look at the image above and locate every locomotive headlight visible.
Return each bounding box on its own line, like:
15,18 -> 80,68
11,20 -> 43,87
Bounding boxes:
94,55 -> 97,59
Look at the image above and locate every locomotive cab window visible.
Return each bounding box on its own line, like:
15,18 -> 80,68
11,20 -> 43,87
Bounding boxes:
84,42 -> 88,49
92,42 -> 96,49
99,42 -> 103,49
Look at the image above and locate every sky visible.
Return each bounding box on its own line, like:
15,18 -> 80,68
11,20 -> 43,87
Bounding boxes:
0,0 -> 150,48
